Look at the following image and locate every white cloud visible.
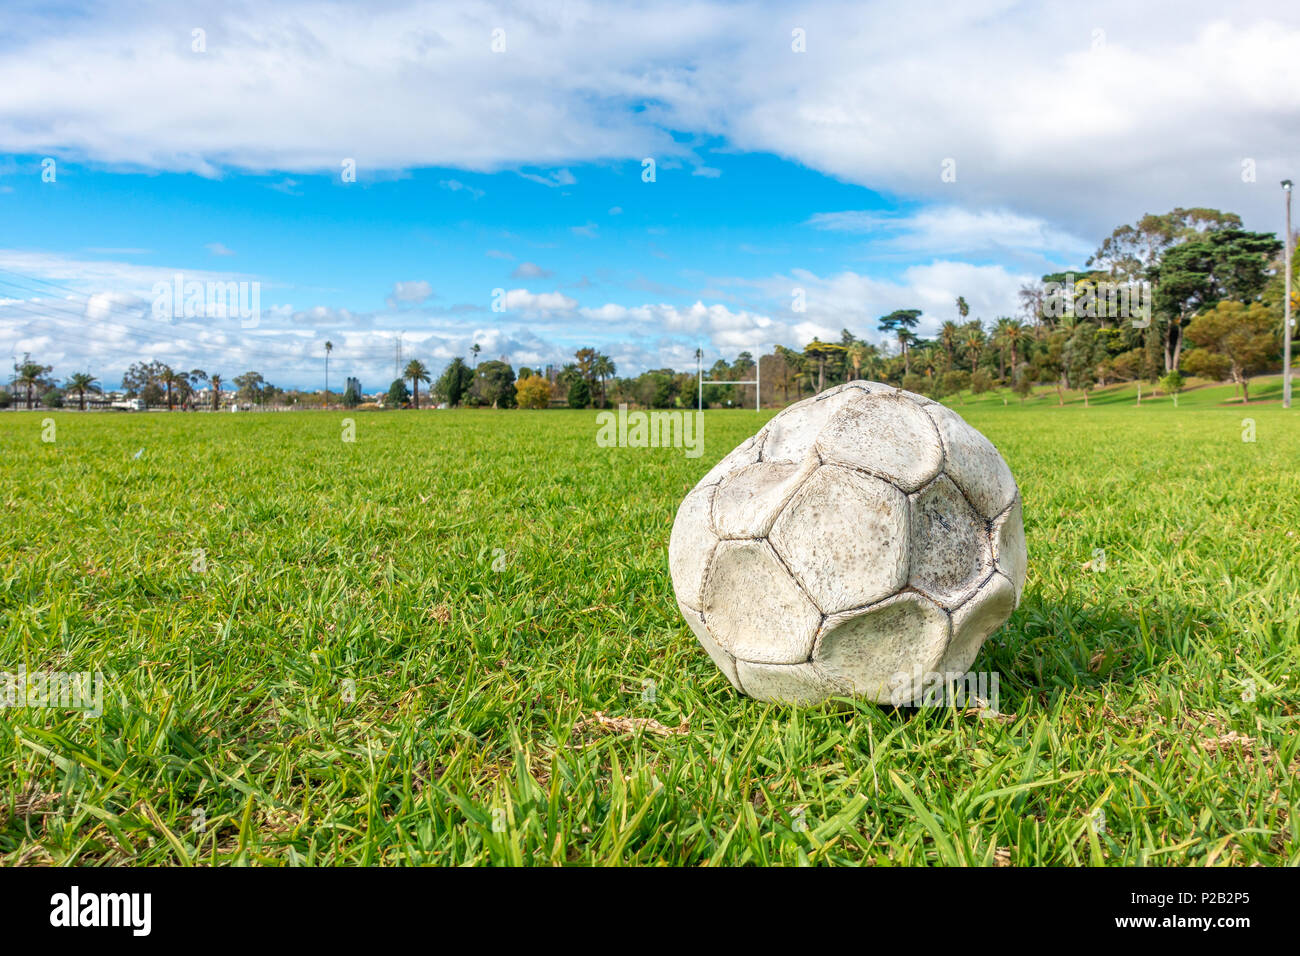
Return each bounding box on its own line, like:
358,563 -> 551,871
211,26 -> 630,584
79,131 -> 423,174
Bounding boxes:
518,168 -> 579,188
440,178 -> 484,199
0,2 -> 1295,232
510,262 -> 553,280
291,305 -> 366,326
386,280 -> 434,307
731,262 -> 1033,341
498,288 -> 578,316
805,207 -> 1092,259
205,242 -> 236,256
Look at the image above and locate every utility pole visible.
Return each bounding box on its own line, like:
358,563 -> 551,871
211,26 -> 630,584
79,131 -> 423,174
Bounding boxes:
1283,179 -> 1293,409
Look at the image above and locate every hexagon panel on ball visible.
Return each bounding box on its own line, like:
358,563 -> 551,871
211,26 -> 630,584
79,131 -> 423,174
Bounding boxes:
668,381 -> 1026,706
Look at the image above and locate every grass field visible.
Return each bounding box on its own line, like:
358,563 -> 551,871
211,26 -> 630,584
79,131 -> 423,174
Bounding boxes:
1,394 -> 1298,865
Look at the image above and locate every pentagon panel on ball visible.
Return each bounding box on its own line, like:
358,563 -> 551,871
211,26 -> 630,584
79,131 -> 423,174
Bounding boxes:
668,381 -> 1027,706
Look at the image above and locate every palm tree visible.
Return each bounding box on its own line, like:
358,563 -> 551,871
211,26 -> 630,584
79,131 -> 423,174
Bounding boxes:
962,322 -> 985,374
404,359 -> 431,409
14,356 -> 52,409
471,343 -> 481,368
324,341 -> 334,407
160,365 -> 182,410
66,372 -> 100,411
939,321 -> 960,371
592,353 -> 616,406
187,369 -> 208,410
209,373 -> 224,411
995,319 -> 1026,384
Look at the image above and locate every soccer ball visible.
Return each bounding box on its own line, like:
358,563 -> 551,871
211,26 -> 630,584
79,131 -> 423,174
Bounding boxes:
669,381 -> 1026,705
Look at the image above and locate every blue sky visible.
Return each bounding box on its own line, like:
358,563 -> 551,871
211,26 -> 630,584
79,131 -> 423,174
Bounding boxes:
1,1 -> 1297,390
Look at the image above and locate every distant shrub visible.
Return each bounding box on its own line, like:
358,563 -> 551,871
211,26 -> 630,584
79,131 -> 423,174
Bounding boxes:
901,373 -> 927,395
940,370 -> 970,397
970,369 -> 992,394
1013,373 -> 1034,402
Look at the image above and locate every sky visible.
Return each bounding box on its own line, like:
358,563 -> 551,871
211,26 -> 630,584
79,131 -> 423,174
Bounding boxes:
1,0 -> 1298,391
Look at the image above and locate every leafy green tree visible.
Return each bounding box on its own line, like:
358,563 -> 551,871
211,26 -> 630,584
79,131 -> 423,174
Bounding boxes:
1183,301 -> 1277,403
233,370 -> 266,405
342,380 -> 361,407
567,376 -> 591,408
474,360 -> 516,408
803,339 -> 847,392
386,378 -> 410,408
1158,370 -> 1185,406
877,310 -> 921,375
404,359 -> 431,409
1029,328 -> 1069,405
516,375 -> 552,409
704,359 -> 735,406
773,345 -> 804,400
1064,322 -> 1105,405
434,357 -> 474,407
1089,207 -> 1242,280
1150,229 -> 1282,372
122,360 -> 166,402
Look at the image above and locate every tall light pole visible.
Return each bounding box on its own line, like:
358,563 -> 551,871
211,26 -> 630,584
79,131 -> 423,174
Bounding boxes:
1283,180 -> 1293,409
696,347 -> 702,411
324,340 -> 333,408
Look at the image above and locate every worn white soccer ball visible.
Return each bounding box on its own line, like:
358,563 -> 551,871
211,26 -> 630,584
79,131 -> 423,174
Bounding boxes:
669,381 -> 1027,705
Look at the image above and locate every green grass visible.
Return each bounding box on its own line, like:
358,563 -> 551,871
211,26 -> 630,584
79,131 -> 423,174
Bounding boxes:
1,400 -> 1297,866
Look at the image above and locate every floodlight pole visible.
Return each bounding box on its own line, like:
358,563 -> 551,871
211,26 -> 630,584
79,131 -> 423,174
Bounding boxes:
696,347 -> 702,412
1283,180 -> 1293,410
